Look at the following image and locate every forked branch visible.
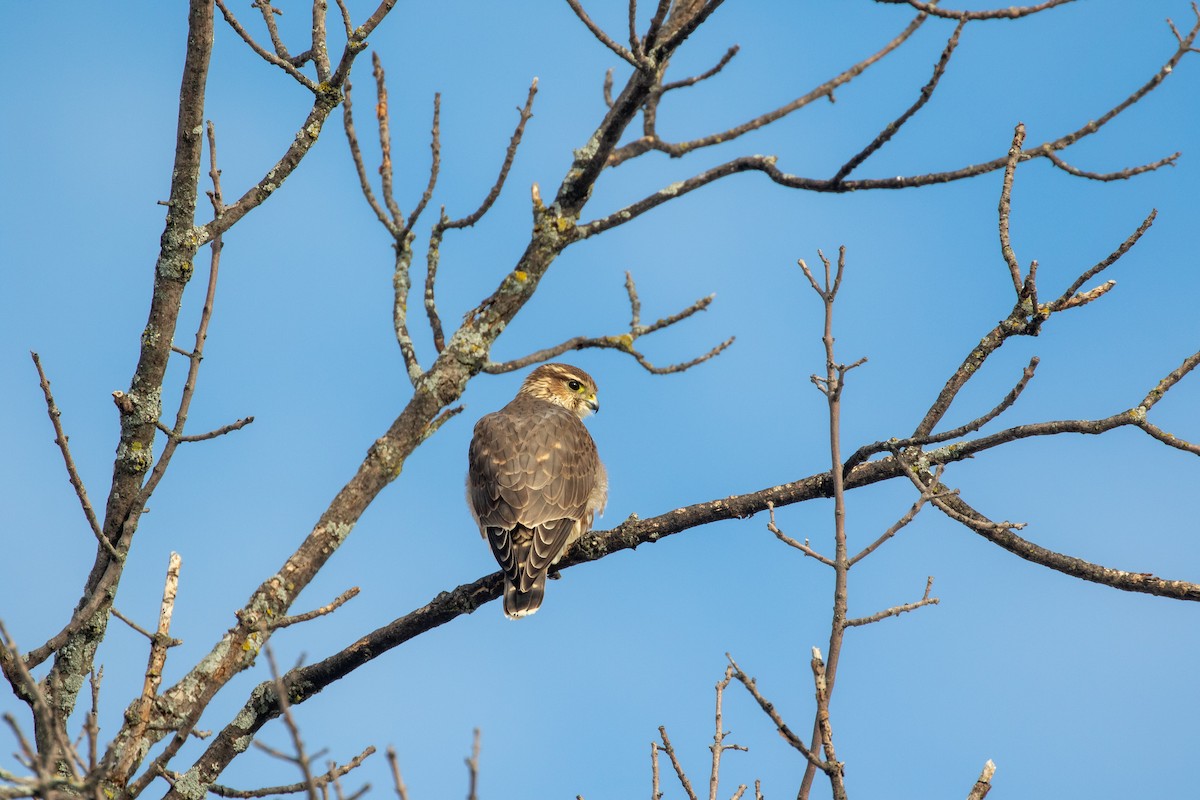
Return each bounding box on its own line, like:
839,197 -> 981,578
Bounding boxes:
483,271 -> 732,375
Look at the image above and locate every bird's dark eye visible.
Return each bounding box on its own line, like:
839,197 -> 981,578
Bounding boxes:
568,379 -> 582,392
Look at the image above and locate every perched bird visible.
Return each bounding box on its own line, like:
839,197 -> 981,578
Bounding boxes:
467,363 -> 607,618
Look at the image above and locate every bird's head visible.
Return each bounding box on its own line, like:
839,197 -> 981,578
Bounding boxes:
518,363 -> 600,419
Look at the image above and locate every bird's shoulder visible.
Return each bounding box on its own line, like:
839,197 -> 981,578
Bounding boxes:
477,393 -> 579,432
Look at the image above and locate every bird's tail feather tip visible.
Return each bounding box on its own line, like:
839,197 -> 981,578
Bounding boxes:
503,577 -> 546,619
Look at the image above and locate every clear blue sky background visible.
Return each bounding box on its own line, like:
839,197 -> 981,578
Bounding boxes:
2,2 -> 1198,798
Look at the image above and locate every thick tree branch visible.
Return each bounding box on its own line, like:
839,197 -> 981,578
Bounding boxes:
24,2 -> 217,763
131,21 -> 707,796
171,349 -> 1200,787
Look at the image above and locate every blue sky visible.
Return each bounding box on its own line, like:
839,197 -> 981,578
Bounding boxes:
2,2 -> 1199,798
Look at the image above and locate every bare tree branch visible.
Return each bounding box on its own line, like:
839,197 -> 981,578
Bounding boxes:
464,729 -> 480,800
609,11 -> 928,166
23,6 -> 219,754
484,272 -> 732,375
766,502 -> 833,567
707,666 -> 747,800
17,5 -> 1199,797
725,655 -> 824,771
197,747 -> 374,798
657,726 -> 698,800
967,759 -> 998,800
385,747 -> 409,800
845,577 -> 939,627
998,122 -> 1027,295
113,554 -> 183,785
29,352 -> 113,560
843,357 -> 1039,475
1051,209 -> 1155,309
830,19 -> 966,185
372,52 -> 407,230
661,45 -> 739,92
270,588 -> 361,630
1044,149 -> 1179,180
874,0 -> 1075,20
809,648 -> 846,800
565,0 -> 640,67
215,0 -> 319,89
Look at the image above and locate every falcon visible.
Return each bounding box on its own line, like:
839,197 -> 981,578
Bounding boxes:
467,363 -> 607,618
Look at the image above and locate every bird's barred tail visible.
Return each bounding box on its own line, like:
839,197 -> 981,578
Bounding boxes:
503,574 -> 547,619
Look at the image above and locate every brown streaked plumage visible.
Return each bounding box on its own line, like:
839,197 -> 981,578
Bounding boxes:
467,363 -> 607,618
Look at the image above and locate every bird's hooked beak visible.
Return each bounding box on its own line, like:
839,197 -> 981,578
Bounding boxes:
586,394 -> 600,414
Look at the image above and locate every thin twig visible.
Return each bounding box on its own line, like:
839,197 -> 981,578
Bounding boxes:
464,729 -> 480,800
485,273 -> 732,375
250,1 -> 291,62
386,747 -> 409,800
86,667 -> 103,772
423,79 -> 537,355
998,123 -> 1027,295
263,648 -> 319,800
610,11 -> 928,166
341,79 -> 393,232
0,624 -> 79,782
708,666 -> 746,800
138,120 -> 245,508
405,92 -> 441,234
725,655 -> 824,770
845,576 -> 939,627
444,80 -> 538,231
627,0 -> 641,60
1051,209 -> 1155,309
157,417 -> 255,444
843,357 -> 1039,475
194,748 -> 375,798
333,0 -> 352,38
911,183 -> 1157,441
1044,149 -> 1179,180
847,490 -> 933,566
565,0 -> 640,66
115,553 -> 184,784
372,52 -> 405,229
270,588 -> 361,630
766,502 -> 833,566
830,19 -> 965,185
215,0 -> 318,89
29,352 -> 115,559
657,727 -> 698,800
874,0 -> 1075,21
662,45 -> 740,91
110,608 -> 165,643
